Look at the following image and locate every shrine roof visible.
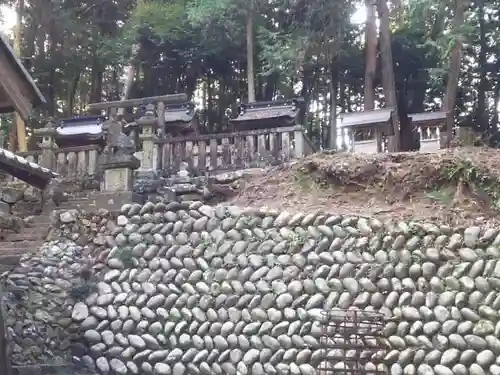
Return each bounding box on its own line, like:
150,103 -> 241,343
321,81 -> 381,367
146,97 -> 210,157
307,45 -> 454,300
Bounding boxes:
231,98 -> 303,123
164,103 -> 197,123
339,108 -> 395,128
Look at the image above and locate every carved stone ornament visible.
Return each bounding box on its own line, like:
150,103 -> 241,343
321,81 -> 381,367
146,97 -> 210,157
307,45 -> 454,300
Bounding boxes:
102,118 -> 137,158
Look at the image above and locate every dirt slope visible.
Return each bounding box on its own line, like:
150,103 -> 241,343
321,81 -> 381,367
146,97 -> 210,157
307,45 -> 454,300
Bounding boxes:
228,147 -> 500,226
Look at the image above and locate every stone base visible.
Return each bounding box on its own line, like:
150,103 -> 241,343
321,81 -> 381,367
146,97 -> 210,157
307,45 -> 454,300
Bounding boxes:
12,364 -> 93,375
103,168 -> 134,192
135,169 -> 157,180
87,191 -> 142,211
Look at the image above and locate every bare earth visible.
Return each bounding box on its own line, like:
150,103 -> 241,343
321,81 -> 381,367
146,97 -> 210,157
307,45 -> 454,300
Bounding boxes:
228,147 -> 500,226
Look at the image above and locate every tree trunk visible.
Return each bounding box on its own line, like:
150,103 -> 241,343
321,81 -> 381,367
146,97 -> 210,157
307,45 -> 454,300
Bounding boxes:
47,19 -> 57,117
117,43 -> 141,117
263,72 -> 279,101
90,66 -> 103,104
364,0 -> 377,111
493,68 -> 500,130
246,4 -> 256,103
442,0 -> 469,146
207,72 -> 213,132
329,63 -> 339,149
11,0 -> 26,152
476,0 -> 487,134
377,0 -> 399,151
68,72 -> 81,116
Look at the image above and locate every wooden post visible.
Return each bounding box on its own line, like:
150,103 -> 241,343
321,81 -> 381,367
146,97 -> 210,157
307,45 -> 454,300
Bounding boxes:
14,0 -> 27,152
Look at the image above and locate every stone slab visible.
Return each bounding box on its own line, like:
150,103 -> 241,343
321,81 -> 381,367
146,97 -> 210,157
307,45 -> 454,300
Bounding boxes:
81,191 -> 142,212
103,167 -> 134,192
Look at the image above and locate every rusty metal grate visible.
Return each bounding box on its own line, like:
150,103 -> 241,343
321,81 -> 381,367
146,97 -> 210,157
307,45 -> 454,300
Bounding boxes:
318,308 -> 388,375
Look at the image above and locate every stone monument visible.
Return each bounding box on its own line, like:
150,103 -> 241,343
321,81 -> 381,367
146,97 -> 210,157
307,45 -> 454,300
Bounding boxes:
99,116 -> 141,208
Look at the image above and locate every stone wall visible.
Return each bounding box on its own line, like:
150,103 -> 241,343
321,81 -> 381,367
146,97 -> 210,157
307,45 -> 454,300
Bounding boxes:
2,209 -> 114,370
4,202 -> 500,375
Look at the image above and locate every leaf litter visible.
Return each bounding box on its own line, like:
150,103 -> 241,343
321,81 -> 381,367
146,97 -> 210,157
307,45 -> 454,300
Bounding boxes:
228,147 -> 500,226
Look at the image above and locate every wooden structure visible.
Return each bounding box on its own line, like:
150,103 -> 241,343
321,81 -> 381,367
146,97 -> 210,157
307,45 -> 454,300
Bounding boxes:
0,147 -> 57,189
230,98 -> 304,130
18,95 -> 316,179
87,93 -> 187,120
339,108 -> 394,153
0,33 -> 45,121
55,116 -> 106,147
409,112 -> 447,151
162,102 -> 200,136
157,125 -> 315,175
339,109 -> 447,153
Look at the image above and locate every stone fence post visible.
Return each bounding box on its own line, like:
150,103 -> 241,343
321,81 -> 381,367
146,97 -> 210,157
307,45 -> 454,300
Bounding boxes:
34,118 -> 58,170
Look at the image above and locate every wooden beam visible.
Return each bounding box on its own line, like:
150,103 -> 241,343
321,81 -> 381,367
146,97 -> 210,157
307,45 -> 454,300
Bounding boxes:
14,0 -> 27,152
87,94 -> 188,112
0,50 -> 33,121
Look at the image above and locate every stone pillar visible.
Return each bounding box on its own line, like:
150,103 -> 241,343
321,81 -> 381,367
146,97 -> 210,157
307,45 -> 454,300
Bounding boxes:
34,118 -> 58,170
136,103 -> 158,173
294,128 -> 304,157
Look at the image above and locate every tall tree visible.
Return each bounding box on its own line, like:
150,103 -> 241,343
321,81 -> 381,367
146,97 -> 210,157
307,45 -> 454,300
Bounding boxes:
377,0 -> 400,151
364,0 -> 377,110
246,2 -> 256,102
442,0 -> 470,145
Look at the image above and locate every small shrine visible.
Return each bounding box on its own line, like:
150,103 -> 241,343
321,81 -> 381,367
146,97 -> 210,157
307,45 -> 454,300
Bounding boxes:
409,112 -> 447,151
339,108 -> 394,153
161,101 -> 200,136
55,115 -> 106,147
229,98 -> 304,130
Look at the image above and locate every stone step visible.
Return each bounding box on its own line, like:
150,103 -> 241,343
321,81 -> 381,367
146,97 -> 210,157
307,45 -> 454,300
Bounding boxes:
0,241 -> 44,255
1,224 -> 50,241
50,198 -> 96,210
2,231 -> 48,242
0,240 -> 43,271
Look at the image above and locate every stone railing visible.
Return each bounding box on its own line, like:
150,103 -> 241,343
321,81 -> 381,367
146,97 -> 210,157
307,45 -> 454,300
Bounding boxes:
149,125 -> 315,175
18,144 -> 100,180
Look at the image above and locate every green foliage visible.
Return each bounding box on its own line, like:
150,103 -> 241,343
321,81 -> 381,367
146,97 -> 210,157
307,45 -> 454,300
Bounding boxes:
442,159 -> 500,211
125,0 -> 188,41
8,0 -> 500,148
187,0 -> 237,24
426,188 -> 454,205
257,26 -> 300,77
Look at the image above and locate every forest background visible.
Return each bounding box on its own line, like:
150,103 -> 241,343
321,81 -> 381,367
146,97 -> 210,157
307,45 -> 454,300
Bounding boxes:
0,0 -> 488,151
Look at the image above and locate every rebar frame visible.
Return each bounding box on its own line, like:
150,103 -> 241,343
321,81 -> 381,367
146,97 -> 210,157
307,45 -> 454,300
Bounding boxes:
318,309 -> 388,375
